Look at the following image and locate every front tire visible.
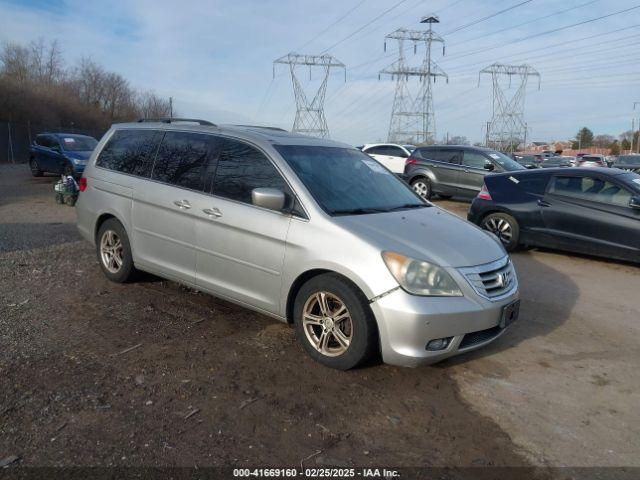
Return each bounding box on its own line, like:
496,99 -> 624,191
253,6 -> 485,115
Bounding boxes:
293,274 -> 378,370
30,158 -> 43,177
481,212 -> 520,251
411,176 -> 432,200
96,219 -> 137,283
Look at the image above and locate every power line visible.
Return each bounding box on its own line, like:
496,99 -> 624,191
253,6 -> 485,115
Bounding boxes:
297,0 -> 368,51
441,4 -> 640,63
447,0 -> 600,47
321,0 -> 411,53
444,0 -> 534,36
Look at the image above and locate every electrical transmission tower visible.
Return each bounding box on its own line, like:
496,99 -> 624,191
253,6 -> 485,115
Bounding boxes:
273,53 -> 345,138
380,15 -> 448,145
479,63 -> 541,153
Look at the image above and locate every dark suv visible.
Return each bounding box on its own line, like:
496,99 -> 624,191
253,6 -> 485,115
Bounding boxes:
29,133 -> 98,177
404,145 -> 525,199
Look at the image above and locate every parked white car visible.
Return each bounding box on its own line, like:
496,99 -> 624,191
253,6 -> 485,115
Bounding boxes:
360,143 -> 415,174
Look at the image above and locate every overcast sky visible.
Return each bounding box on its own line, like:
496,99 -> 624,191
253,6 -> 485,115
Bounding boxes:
1,0 -> 639,145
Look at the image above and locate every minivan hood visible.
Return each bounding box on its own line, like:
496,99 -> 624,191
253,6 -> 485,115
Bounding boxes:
334,206 -> 505,268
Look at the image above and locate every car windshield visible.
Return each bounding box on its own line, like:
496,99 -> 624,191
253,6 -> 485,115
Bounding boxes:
275,145 -> 428,215
486,151 -> 526,171
60,136 -> 98,151
616,155 -> 640,165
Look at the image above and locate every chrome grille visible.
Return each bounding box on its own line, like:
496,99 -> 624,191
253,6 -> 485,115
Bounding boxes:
459,257 -> 517,300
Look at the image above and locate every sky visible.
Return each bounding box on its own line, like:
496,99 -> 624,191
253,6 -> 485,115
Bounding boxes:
0,0 -> 639,145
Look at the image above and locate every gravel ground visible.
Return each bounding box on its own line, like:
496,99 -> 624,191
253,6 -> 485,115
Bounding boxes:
1,164 -> 638,472
0,165 -> 528,468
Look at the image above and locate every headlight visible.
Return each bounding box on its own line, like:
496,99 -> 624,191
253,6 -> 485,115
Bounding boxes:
382,251 -> 463,297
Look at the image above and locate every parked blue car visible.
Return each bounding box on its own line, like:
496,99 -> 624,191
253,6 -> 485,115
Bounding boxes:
29,133 -> 98,177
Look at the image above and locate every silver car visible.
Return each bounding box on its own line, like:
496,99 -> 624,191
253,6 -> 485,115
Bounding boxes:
76,119 -> 520,369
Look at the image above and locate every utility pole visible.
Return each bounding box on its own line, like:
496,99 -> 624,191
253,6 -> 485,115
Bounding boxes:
634,102 -> 640,154
169,97 -> 173,120
380,15 -> 448,145
274,53 -> 345,138
479,63 -> 540,154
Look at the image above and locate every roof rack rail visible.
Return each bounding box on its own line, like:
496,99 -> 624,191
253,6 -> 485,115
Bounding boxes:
137,118 -> 217,127
233,124 -> 287,132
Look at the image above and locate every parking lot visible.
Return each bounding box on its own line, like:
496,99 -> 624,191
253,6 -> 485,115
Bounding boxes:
1,163 -> 639,468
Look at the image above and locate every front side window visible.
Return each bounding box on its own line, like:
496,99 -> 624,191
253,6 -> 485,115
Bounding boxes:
96,129 -> 160,177
275,145 -> 426,215
550,175 -> 632,207
364,146 -> 386,156
212,139 -> 289,205
462,151 -> 489,169
151,131 -> 216,191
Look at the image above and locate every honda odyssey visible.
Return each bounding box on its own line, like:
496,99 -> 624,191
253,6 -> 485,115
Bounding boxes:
76,119 -> 520,369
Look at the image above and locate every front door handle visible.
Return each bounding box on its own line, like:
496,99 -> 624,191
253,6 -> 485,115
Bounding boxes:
203,207 -> 222,218
537,199 -> 551,207
173,200 -> 192,209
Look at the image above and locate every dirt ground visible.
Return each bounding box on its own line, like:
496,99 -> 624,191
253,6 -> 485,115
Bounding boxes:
0,164 -> 638,470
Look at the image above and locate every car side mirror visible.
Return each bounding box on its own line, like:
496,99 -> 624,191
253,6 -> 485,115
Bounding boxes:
483,162 -> 495,171
252,188 -> 286,211
630,196 -> 640,210
51,145 -> 61,152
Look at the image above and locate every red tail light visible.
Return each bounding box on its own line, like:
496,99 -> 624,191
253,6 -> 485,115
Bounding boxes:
405,156 -> 418,165
79,176 -> 87,192
478,184 -> 492,200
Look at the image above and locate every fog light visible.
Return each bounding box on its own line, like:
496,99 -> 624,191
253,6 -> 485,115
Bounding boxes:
426,337 -> 452,351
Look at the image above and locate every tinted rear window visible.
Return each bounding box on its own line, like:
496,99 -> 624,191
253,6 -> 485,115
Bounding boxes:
211,138 -> 289,205
151,131 -> 217,191
516,175 -> 549,195
96,129 -> 160,177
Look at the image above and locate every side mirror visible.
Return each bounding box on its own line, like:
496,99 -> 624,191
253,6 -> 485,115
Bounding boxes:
252,188 -> 285,212
483,162 -> 495,171
630,196 -> 640,210
51,144 -> 61,153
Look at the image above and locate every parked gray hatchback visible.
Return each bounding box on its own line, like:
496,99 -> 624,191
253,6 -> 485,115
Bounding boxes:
76,119 -> 519,369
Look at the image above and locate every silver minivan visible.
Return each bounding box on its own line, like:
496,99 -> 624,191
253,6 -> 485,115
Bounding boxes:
76,119 -> 520,370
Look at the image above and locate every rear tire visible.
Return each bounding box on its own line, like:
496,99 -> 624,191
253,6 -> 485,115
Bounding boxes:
481,212 -> 520,251
411,176 -> 432,200
30,158 -> 43,177
63,162 -> 75,177
65,195 -> 77,207
293,274 -> 378,370
96,218 -> 137,283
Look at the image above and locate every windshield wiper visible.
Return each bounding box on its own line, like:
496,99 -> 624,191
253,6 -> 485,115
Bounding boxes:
331,207 -> 390,216
385,203 -> 430,212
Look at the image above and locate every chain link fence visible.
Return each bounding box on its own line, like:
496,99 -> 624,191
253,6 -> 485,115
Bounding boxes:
0,121 -> 105,163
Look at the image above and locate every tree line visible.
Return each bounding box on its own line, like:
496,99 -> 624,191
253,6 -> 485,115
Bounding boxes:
0,38 -> 172,132
573,127 -> 639,155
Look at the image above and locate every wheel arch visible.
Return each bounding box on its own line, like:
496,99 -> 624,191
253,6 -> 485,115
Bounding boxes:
285,268 -> 373,325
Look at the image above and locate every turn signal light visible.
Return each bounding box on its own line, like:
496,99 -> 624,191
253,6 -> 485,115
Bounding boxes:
478,184 -> 492,200
79,176 -> 87,192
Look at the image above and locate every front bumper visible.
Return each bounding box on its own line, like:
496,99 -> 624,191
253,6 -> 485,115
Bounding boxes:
369,281 -> 519,367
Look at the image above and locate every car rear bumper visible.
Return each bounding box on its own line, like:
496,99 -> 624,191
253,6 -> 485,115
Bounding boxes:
369,286 -> 519,367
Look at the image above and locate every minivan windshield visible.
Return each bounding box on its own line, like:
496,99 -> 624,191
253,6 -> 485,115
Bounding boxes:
275,145 -> 428,215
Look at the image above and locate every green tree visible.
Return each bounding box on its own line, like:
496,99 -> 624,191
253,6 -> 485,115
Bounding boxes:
621,138 -> 631,151
609,140 -> 620,156
571,127 -> 594,149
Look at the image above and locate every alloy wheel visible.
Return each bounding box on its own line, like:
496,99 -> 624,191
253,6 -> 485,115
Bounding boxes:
484,217 -> 512,245
302,292 -> 353,357
412,181 -> 430,199
100,230 -> 124,274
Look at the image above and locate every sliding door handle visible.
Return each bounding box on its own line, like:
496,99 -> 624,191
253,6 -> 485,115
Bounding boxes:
203,208 -> 222,218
